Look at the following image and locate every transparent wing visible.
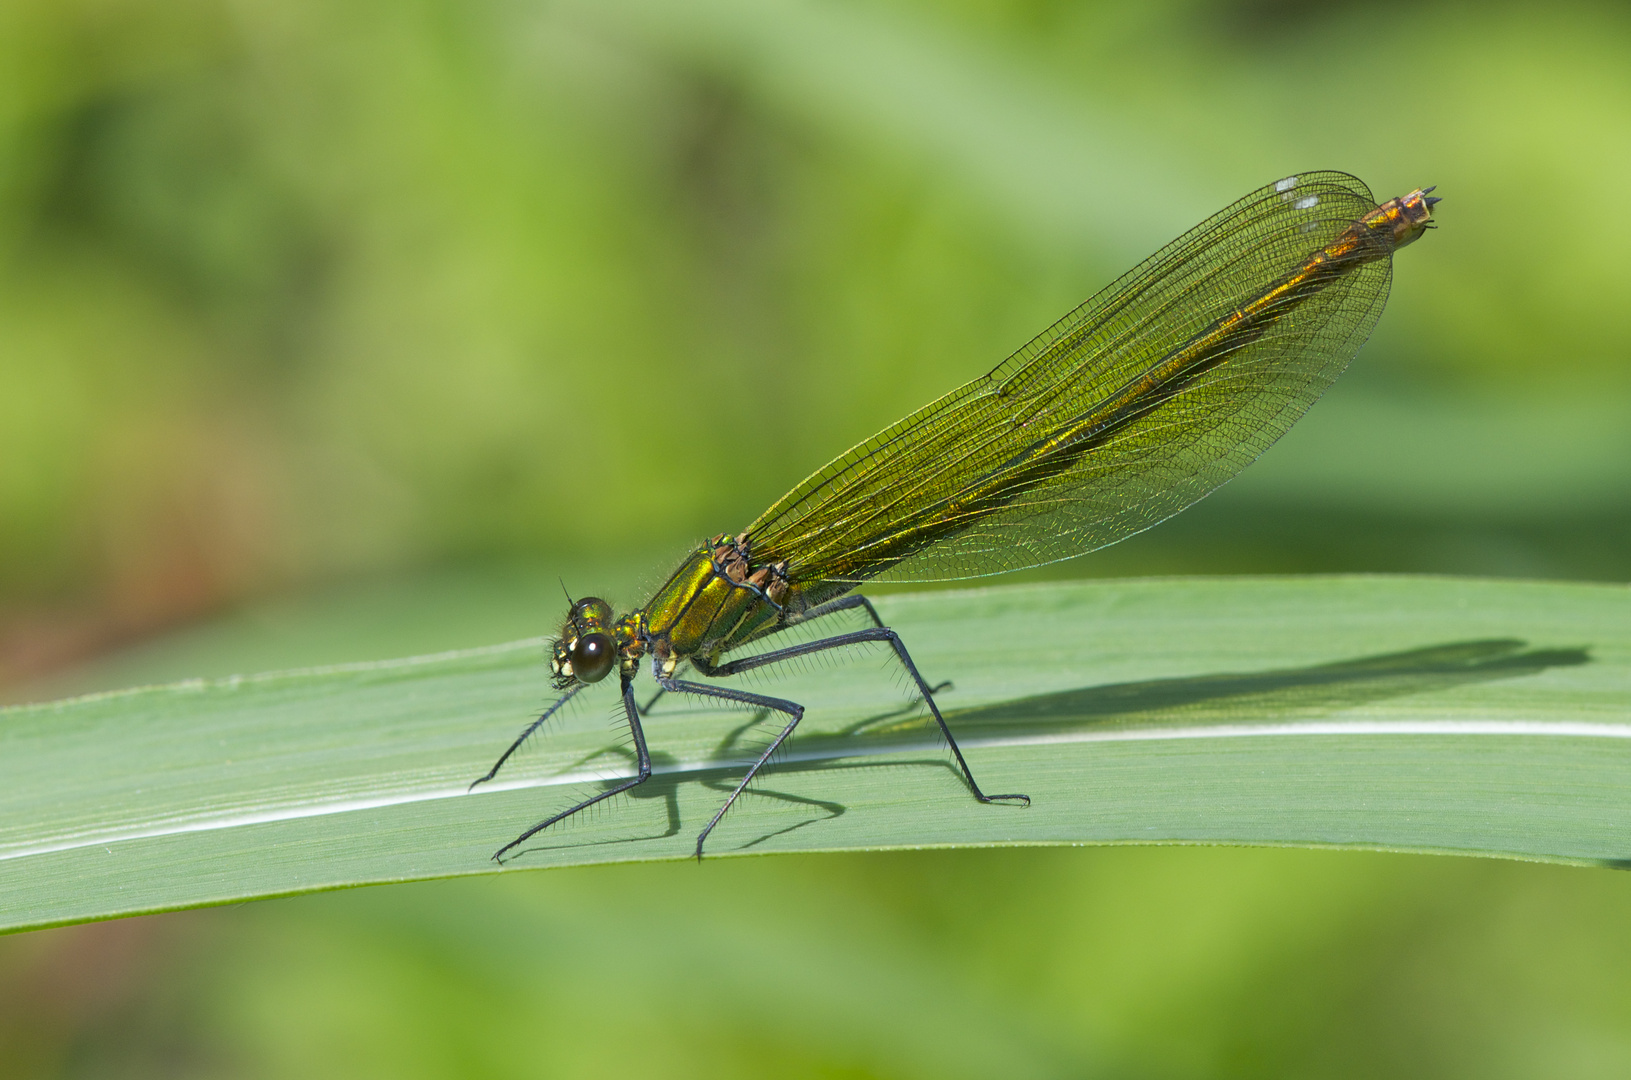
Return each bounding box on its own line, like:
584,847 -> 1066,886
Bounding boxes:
748,171 -> 1392,585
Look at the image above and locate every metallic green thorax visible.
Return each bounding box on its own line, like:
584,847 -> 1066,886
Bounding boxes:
612,533 -> 799,680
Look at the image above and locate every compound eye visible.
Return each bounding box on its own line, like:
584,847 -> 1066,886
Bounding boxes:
571,632 -> 615,683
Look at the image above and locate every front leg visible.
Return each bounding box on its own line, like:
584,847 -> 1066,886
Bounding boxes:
491,674 -> 653,862
470,682 -> 585,790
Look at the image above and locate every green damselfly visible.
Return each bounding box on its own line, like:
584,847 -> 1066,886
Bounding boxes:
473,171 -> 1440,859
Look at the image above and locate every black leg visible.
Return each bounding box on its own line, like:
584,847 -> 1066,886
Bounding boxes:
653,675 -> 807,859
691,625 -> 1028,810
469,682 -> 585,790
491,674 -> 653,862
790,595 -> 953,700
788,593 -> 886,629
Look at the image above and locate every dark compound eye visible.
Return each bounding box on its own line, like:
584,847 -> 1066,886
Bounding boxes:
571,632 -> 615,683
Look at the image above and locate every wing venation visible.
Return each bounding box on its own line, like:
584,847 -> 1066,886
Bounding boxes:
747,171 -> 1392,586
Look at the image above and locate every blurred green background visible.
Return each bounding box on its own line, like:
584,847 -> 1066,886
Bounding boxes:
3,0 -> 1631,1075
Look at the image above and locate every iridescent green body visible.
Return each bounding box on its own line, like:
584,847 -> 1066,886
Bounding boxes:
629,537 -> 794,677
482,171 -> 1441,861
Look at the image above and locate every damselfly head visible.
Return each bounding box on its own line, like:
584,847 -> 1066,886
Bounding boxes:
550,596 -> 617,686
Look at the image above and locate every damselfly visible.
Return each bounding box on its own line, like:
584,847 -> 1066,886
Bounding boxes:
473,170 -> 1440,859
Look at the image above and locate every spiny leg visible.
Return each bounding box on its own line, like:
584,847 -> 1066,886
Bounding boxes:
692,625 -> 1027,807
492,674 -> 653,862
470,682 -> 585,790
789,593 -> 886,629
652,676 -> 807,859
797,596 -> 951,702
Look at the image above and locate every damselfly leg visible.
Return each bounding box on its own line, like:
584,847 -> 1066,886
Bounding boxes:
491,674 -> 652,862
686,611 -> 1030,829
468,682 -> 585,791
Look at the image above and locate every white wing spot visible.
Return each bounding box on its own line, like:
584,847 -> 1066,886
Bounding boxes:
1275,176 -> 1299,192
1293,195 -> 1319,210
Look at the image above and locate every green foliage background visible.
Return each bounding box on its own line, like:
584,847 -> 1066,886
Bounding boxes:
2,0 -> 1630,1075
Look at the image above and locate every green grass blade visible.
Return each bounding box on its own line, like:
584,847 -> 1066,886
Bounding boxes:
3,575 -> 1627,933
